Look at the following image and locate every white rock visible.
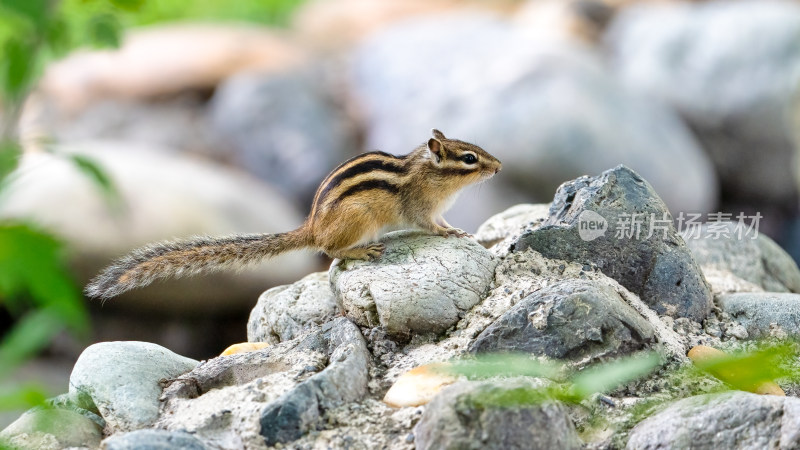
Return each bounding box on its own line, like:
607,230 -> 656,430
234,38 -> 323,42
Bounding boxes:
247,271 -> 339,344
474,203 -> 551,247
330,230 -> 498,336
68,341 -> 198,433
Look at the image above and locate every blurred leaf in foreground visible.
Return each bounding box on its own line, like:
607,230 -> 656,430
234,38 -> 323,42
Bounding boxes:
690,341 -> 799,393
445,353 -> 563,381
0,141 -> 20,185
0,383 -> 46,410
88,12 -> 121,48
0,224 -> 89,379
565,352 -> 662,403
67,154 -> 119,204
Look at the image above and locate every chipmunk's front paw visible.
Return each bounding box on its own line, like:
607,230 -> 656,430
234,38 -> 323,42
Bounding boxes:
444,227 -> 471,238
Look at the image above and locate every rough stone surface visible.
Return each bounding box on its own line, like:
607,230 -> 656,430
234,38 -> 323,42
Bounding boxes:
0,409 -> 103,450
606,1 -> 800,211
103,429 -> 208,449
352,13 -> 717,216
474,203 -> 551,247
511,165 -> 713,320
686,222 -> 800,293
158,318 -> 369,448
0,141 -> 316,313
329,230 -> 497,337
719,293 -> 800,338
68,341 -> 198,433
414,380 -> 582,450
209,70 -> 356,202
470,279 -> 655,363
626,391 -> 800,449
247,271 -> 339,344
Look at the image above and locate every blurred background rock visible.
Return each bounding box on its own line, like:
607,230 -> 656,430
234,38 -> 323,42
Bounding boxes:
2,0 -> 800,428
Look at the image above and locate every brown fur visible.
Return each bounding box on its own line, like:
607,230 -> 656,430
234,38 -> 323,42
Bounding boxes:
85,129 -> 501,299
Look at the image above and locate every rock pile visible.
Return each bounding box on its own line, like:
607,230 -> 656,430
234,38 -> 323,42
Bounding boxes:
4,165 -> 800,449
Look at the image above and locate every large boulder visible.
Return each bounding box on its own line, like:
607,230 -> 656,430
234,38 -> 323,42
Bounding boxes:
510,166 -> 713,320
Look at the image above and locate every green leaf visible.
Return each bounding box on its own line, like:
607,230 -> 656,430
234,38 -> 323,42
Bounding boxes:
445,353 -> 564,380
0,223 -> 89,332
0,141 -> 21,185
2,37 -> 36,97
566,352 -> 661,402
0,0 -> 49,26
44,15 -> 71,57
0,308 -> 66,378
0,383 -> 47,410
67,154 -> 119,203
88,13 -> 121,48
692,342 -> 798,391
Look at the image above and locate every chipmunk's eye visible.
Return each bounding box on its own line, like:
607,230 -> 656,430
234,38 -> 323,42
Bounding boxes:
461,154 -> 477,164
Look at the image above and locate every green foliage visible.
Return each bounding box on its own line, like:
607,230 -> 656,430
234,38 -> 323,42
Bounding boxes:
690,341 -> 799,391
444,352 -> 663,406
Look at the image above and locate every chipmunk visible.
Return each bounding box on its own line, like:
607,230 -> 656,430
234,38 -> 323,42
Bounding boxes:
85,129 -> 502,299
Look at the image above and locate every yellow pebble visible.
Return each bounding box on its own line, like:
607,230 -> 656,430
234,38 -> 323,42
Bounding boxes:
220,342 -> 270,356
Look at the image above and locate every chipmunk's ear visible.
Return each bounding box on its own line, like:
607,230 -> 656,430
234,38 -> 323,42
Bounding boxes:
427,137 -> 445,163
432,129 -> 446,141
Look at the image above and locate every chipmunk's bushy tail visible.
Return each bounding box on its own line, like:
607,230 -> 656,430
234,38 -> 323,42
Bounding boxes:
84,230 -> 309,300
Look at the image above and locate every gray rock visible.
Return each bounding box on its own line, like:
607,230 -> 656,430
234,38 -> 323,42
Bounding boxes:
329,230 -> 497,337
0,141 -> 317,313
626,391 -> 800,449
474,203 -> 551,248
686,222 -> 800,293
511,165 -> 713,320
69,341 -> 198,432
248,271 -> 339,344
414,380 -> 581,450
719,292 -> 800,338
209,70 -> 356,202
352,13 -> 717,217
470,279 -> 655,362
103,429 -> 208,449
157,318 -> 369,448
606,1 -> 800,211
0,409 -> 103,450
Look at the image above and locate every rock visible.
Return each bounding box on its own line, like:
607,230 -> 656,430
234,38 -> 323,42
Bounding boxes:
414,380 -> 582,450
383,363 -> 458,408
329,230 -> 497,337
626,391 -> 800,449
248,272 -> 339,345
511,165 -> 713,320
220,342 -> 270,356
158,318 -> 369,448
293,0 -> 499,51
685,222 -> 800,293
470,279 -> 655,362
606,1 -> 800,213
209,70 -> 356,202
0,409 -> 103,449
351,13 -> 717,217
68,341 -> 198,433
474,203 -> 551,247
719,293 -> 800,338
0,141 -> 317,313
36,24 -> 308,111
103,429 -> 208,449
23,93 -> 225,160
